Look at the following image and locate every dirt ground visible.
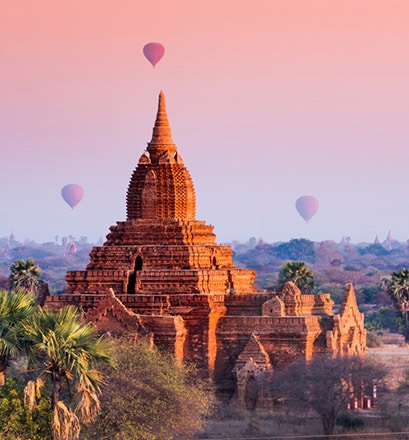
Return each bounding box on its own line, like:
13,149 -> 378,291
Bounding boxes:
196,333 -> 409,440
367,332 -> 409,387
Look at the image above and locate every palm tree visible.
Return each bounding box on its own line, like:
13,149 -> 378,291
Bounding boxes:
383,268 -> 409,341
0,288 -> 35,386
277,260 -> 315,293
22,306 -> 112,440
9,258 -> 41,293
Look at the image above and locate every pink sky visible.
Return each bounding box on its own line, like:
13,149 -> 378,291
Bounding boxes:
1,0 -> 409,244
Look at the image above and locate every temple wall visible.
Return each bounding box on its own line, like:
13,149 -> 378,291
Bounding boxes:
213,315 -> 323,395
87,244 -> 236,271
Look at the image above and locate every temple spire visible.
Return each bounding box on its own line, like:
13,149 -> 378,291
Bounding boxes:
155,90 -> 170,127
147,91 -> 177,162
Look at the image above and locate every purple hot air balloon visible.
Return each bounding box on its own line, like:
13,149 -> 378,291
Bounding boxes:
143,42 -> 165,68
61,184 -> 84,210
295,195 -> 319,223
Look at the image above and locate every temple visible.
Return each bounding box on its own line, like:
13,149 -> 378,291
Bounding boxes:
46,92 -> 366,406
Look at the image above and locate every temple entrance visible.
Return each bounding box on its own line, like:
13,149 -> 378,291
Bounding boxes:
127,256 -> 143,293
244,376 -> 259,410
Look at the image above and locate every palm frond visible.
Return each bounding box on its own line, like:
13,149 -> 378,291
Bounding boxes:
75,385 -> 101,423
24,377 -> 45,410
52,400 -> 81,440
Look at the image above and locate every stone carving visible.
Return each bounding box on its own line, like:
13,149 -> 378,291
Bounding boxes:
233,334 -> 273,410
262,296 -> 285,317
278,281 -> 334,316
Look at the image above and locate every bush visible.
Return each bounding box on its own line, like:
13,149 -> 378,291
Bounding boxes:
0,378 -> 51,440
365,330 -> 383,348
365,306 -> 401,333
336,412 -> 365,430
362,285 -> 383,303
82,336 -> 212,440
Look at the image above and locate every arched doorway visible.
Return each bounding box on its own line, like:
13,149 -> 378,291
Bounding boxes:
244,375 -> 258,411
135,256 -> 143,271
127,256 -> 143,293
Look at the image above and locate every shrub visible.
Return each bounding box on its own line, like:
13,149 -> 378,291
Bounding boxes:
365,330 -> 383,348
336,412 -> 364,430
82,336 -> 212,440
0,378 -> 51,440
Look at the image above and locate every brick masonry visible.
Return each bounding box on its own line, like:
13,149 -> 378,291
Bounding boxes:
45,91 -> 366,405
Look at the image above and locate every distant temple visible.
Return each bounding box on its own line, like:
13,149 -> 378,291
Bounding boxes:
46,92 -> 366,406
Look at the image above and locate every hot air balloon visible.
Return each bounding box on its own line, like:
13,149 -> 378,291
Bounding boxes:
143,42 -> 165,68
295,195 -> 319,223
61,184 -> 84,210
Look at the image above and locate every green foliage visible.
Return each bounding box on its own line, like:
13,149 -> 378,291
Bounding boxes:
336,412 -> 364,430
383,269 -> 409,341
0,378 -> 51,440
22,306 -> 113,440
0,288 -> 36,385
83,336 -> 212,440
362,284 -> 382,303
358,244 -> 389,257
315,284 -> 345,304
9,258 -> 41,293
365,306 -> 401,334
274,238 -> 315,262
277,261 -> 315,293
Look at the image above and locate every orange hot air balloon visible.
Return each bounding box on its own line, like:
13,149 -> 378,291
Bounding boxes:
295,195 -> 319,223
143,42 -> 165,68
61,184 -> 84,210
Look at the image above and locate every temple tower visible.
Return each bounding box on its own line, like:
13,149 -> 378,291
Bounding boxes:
46,92 -> 366,401
63,91 -> 256,298
127,91 -> 196,221
53,91 -> 256,373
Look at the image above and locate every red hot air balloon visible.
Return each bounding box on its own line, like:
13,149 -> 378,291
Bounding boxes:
295,195 -> 319,223
143,42 -> 165,68
61,184 -> 84,210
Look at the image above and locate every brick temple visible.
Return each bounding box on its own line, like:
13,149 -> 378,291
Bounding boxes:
46,92 -> 366,406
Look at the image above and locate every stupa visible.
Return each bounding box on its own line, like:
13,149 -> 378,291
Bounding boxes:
46,92 -> 366,405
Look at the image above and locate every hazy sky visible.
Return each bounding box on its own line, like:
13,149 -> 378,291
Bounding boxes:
1,0 -> 409,245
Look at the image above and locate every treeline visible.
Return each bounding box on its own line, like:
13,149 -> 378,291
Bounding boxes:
233,237 -> 409,337
0,237 -> 95,293
233,238 -> 409,302
1,235 -> 408,299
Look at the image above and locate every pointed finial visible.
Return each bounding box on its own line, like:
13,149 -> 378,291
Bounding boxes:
155,90 -> 169,126
147,91 -> 177,162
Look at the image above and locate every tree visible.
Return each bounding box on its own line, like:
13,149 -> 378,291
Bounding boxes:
315,240 -> 343,269
9,258 -> 41,293
83,336 -> 212,440
0,288 -> 35,386
359,243 -> 389,257
274,238 -> 316,262
271,355 -> 387,439
277,261 -> 315,293
22,306 -> 112,440
382,268 -> 409,341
